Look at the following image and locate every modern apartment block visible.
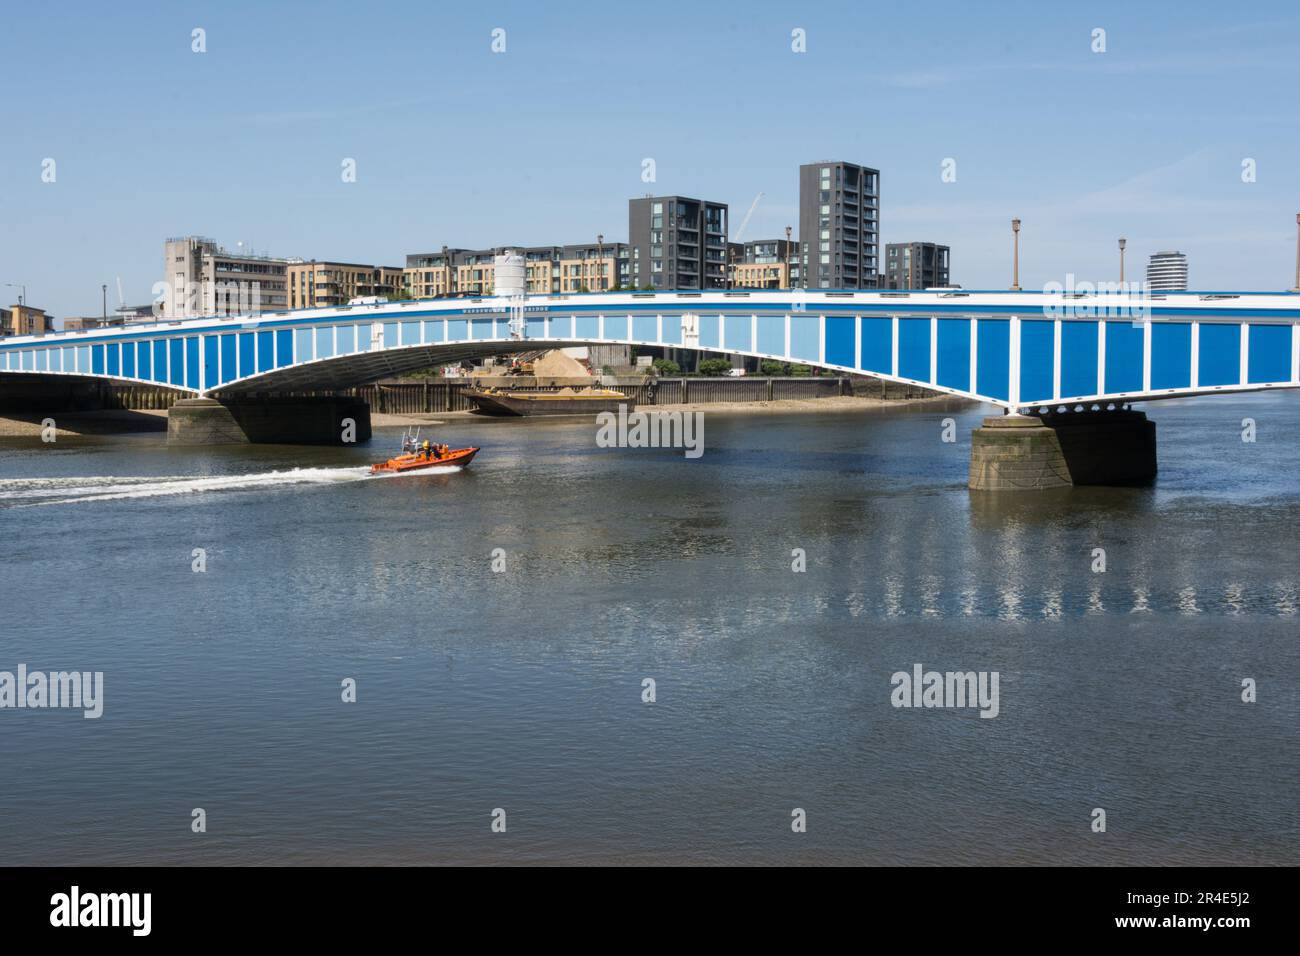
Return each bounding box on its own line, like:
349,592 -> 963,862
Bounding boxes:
558,242 -> 629,293
404,248 -> 469,298
286,261 -> 404,309
798,161 -> 880,288
1146,251 -> 1189,291
732,239 -> 797,289
2,303 -> 53,336
883,242 -> 951,289
404,244 -> 629,298
628,196 -> 729,290
163,236 -> 290,318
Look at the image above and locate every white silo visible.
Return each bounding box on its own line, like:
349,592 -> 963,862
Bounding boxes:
493,250 -> 527,298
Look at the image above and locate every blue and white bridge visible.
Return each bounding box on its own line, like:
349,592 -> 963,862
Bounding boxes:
3,288 -> 1299,411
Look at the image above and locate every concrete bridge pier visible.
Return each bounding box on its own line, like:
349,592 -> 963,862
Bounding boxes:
167,396 -> 371,446
969,409 -> 1156,491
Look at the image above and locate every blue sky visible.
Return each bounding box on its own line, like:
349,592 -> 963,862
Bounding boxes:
3,0 -> 1299,318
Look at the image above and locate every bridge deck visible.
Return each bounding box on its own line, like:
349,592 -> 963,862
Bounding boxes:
2,290 -> 1298,409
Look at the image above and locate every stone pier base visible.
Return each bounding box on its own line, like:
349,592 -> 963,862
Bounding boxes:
969,410 -> 1156,491
167,397 -> 371,446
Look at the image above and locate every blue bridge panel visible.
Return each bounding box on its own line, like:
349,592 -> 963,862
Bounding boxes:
825,315 -> 854,368
1198,323 -> 1240,387
122,341 -> 135,378
1019,319 -> 1054,403
698,315 -> 720,350
607,315 -> 630,340
976,319 -> 1010,402
37,349 -> 49,371
661,315 -> 682,345
220,334 -> 236,384
78,345 -> 90,373
789,315 -> 818,362
315,327 -> 334,358
138,342 -> 152,380
169,338 -> 184,385
106,344 -> 120,377
295,329 -> 313,363
1060,321 -> 1099,398
149,341 -> 164,383
185,337 -> 199,389
528,316 -> 547,340
332,325 -> 353,356
860,317 -> 891,374
1151,322 -> 1192,390
936,318 -> 970,393
1104,321 -> 1144,394
400,320 -> 420,346
574,314 -> 598,340
275,329 -> 293,368
424,319 -> 443,344
757,314 -> 784,356
1247,324 -> 1291,383
238,333 -> 254,378
898,317 -> 930,383
91,345 -> 105,375
724,315 -> 752,352
256,331 -> 274,373
204,336 -> 219,389
383,322 -> 400,348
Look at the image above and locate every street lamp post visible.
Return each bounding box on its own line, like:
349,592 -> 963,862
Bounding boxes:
1010,219 -> 1021,291
101,284 -> 107,326
1293,214 -> 1300,293
784,225 -> 793,290
1118,237 -> 1127,284
4,282 -> 26,307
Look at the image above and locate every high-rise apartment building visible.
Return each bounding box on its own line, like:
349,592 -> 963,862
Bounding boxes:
1146,251 -> 1189,291
798,161 -> 879,288
628,196 -> 729,290
883,242 -> 950,289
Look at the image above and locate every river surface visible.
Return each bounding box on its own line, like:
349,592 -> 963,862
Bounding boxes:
1,394 -> 1297,865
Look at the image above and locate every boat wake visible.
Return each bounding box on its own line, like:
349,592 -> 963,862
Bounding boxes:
0,464 -> 462,507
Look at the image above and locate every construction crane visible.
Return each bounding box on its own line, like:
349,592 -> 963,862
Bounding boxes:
734,192 -> 764,242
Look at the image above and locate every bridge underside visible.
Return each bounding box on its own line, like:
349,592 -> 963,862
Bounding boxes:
210,341 -> 598,395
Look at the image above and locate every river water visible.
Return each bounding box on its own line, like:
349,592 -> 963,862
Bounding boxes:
1,394 -> 1296,865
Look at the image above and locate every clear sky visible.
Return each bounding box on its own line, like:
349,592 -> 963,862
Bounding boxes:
3,0 -> 1299,318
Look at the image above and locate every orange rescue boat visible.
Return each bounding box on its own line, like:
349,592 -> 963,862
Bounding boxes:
371,445 -> 480,474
